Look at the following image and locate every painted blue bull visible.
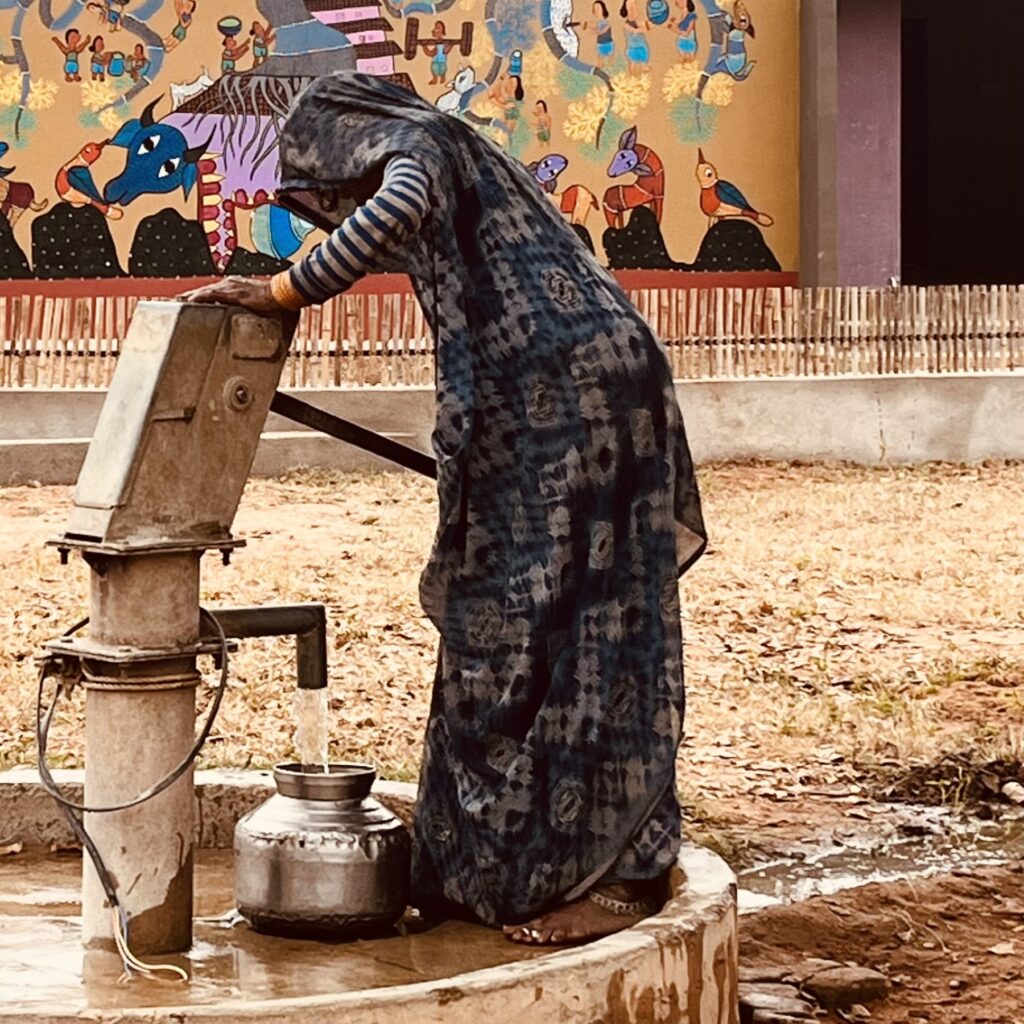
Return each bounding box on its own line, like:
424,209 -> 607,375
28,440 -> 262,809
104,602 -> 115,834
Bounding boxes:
103,98 -> 210,205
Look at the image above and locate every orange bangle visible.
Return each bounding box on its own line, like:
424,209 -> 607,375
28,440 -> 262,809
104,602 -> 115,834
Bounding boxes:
270,270 -> 308,311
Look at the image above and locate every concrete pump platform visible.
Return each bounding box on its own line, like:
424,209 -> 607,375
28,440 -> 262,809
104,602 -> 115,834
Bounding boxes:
0,770 -> 738,1024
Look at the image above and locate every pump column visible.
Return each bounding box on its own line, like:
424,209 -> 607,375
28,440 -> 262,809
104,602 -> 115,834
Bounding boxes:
42,302 -> 292,960
81,552 -> 202,955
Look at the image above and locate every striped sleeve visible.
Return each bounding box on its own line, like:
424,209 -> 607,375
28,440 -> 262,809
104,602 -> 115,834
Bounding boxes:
285,156 -> 432,307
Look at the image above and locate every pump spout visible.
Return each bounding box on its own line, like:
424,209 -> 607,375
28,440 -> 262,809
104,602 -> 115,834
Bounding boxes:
204,604 -> 328,690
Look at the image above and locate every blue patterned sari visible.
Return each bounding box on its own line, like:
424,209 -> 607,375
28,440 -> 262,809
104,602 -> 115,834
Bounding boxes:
277,72 -> 707,926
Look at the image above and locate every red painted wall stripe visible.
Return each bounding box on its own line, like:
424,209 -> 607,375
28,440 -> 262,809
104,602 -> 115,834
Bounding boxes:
0,270 -> 798,299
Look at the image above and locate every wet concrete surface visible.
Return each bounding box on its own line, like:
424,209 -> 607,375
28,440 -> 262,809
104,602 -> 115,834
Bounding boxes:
0,848 -> 546,1013
738,804 -> 1024,912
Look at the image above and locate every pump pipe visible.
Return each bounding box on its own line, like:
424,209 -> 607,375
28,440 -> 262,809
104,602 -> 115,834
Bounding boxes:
205,604 -> 327,690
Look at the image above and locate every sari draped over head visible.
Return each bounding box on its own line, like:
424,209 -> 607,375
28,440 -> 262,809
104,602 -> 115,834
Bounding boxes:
276,72 -> 707,926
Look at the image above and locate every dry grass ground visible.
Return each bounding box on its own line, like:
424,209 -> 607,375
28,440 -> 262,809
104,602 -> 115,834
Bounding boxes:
3,462 -> 1023,1023
1,462 -> 1022,833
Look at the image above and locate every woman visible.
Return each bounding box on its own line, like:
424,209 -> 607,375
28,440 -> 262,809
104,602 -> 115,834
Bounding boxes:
89,37 -> 109,81
585,1 -> 615,68
620,0 -> 652,75
181,72 -> 706,946
675,0 -> 698,62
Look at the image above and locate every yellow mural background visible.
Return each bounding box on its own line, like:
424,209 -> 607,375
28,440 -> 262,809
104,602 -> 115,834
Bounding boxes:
0,0 -> 799,275
0,2 -> 244,263
453,0 -> 800,270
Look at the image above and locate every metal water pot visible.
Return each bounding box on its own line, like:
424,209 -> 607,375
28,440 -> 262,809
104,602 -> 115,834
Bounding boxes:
234,763 -> 410,937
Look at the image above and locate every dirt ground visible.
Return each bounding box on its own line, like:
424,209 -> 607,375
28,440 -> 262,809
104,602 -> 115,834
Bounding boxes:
1,461 -> 1022,1020
742,863 -> 1024,1024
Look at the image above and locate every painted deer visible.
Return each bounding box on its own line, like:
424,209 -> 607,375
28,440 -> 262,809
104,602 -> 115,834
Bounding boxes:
528,154 -> 599,227
0,143 -> 46,228
602,126 -> 665,229
0,172 -> 47,227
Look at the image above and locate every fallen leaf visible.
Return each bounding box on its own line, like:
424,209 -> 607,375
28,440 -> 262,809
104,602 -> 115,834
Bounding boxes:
988,942 -> 1016,956
1001,782 -> 1024,805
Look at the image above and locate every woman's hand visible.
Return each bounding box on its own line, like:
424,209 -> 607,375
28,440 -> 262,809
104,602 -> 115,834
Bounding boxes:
177,276 -> 282,315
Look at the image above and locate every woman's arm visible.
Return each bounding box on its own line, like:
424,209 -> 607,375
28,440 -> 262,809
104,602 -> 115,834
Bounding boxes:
181,156 -> 432,314
271,155 -> 432,310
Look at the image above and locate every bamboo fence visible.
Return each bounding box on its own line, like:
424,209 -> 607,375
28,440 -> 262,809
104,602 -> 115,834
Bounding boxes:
1,284 -> 1022,389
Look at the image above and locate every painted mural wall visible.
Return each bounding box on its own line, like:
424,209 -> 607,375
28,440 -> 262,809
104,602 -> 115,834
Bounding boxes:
0,0 -> 798,281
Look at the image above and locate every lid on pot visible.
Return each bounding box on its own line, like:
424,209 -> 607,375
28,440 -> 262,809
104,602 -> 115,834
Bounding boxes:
274,762 -> 376,801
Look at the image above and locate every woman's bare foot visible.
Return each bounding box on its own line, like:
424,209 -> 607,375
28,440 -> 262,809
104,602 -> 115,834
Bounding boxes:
503,883 -> 660,946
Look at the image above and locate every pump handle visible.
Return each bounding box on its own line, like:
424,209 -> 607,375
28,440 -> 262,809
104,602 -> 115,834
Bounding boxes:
269,391 -> 437,479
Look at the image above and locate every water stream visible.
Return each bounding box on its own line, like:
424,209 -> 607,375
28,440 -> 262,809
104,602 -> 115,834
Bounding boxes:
292,688 -> 330,772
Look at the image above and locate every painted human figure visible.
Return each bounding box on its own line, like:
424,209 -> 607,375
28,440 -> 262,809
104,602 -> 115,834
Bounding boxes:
620,0 -> 652,75
89,37 -> 111,82
696,0 -> 754,99
164,0 -> 197,51
222,35 -> 251,74
532,99 -> 552,144
584,1 -> 615,68
489,72 -> 524,123
127,43 -> 151,81
53,29 -> 91,83
89,0 -> 127,32
108,0 -> 130,31
674,0 -> 697,62
723,0 -> 755,78
250,21 -> 276,67
422,22 -> 456,85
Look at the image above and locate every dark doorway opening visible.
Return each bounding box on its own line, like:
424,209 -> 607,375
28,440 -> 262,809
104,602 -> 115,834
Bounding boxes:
901,0 -> 1024,284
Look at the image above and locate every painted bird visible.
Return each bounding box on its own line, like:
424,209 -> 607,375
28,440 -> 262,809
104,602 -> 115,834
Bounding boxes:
695,149 -> 773,228
55,140 -> 123,219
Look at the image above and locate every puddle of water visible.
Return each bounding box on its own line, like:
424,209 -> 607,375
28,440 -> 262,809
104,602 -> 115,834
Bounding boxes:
738,805 -> 1024,913
0,913 -> 546,1013
0,849 -> 545,1013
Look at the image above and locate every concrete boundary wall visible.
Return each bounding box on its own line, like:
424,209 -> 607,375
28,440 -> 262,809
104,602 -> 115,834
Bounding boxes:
1,375 -> 1021,486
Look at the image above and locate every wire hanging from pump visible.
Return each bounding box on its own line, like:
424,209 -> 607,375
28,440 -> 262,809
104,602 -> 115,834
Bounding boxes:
35,609 -> 231,982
